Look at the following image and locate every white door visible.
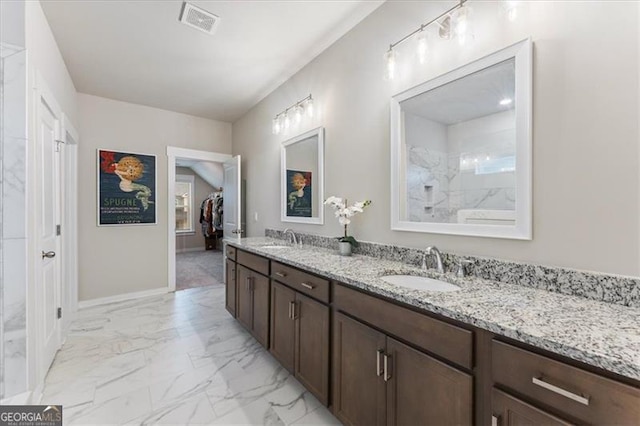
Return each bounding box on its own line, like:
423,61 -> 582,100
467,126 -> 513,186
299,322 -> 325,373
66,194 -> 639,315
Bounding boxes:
223,155 -> 242,239
38,95 -> 62,372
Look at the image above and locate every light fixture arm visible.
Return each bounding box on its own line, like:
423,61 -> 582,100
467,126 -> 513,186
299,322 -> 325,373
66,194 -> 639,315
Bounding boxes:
274,94 -> 313,120
388,0 -> 467,51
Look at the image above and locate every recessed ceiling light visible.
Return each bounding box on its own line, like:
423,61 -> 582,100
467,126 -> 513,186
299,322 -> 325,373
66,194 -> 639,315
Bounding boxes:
499,98 -> 513,106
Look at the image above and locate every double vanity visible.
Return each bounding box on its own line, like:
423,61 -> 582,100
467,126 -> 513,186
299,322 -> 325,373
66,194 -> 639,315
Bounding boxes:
224,236 -> 640,426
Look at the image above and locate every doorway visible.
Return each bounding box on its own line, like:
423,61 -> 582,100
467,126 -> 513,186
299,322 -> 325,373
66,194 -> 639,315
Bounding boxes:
166,147 -> 240,293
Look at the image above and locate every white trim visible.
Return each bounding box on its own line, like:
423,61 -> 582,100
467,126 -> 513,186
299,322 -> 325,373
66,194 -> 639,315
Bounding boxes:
176,247 -> 208,253
60,113 -> 79,335
78,287 -> 170,309
280,127 -> 325,225
390,38 -> 533,240
167,146 -> 232,292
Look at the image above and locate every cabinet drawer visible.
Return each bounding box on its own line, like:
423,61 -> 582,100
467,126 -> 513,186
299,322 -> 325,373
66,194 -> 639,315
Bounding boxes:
492,388 -> 573,426
271,261 -> 330,304
226,245 -> 237,261
334,284 -> 473,370
236,249 -> 269,276
492,340 -> 640,425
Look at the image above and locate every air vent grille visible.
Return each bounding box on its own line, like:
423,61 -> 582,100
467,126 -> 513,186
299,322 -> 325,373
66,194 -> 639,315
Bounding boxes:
180,2 -> 220,35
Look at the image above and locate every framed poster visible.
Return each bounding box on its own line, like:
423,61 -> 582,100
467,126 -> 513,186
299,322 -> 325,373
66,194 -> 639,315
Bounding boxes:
286,169 -> 312,217
97,149 -> 157,226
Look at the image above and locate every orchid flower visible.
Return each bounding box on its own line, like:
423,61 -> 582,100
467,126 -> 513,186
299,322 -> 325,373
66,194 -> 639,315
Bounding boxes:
324,196 -> 372,246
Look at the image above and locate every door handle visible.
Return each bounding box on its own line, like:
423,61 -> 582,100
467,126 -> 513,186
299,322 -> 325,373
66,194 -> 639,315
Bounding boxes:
291,301 -> 299,320
42,251 -> 56,259
532,376 -> 590,406
383,353 -> 392,382
376,349 -> 384,377
491,415 -> 500,426
288,301 -> 295,320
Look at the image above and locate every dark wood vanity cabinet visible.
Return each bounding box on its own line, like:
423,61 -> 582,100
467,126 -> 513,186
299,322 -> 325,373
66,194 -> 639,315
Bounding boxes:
333,312 -> 472,426
491,340 -> 640,425
492,388 -> 572,426
236,264 -> 270,348
270,280 -> 330,405
224,258 -> 237,316
226,246 -> 640,426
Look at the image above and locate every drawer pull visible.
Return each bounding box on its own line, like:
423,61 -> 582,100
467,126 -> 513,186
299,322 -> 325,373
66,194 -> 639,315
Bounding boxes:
275,271 -> 287,278
300,282 -> 315,290
383,353 -> 392,382
376,349 -> 384,377
532,376 -> 590,406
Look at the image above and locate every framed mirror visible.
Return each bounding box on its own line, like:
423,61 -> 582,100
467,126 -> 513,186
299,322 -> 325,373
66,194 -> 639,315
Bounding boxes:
391,39 -> 532,240
281,127 -> 324,224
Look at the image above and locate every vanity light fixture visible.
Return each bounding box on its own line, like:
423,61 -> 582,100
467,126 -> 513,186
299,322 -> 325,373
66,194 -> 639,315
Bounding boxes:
384,0 -> 471,80
502,1 -> 519,22
272,94 -> 314,135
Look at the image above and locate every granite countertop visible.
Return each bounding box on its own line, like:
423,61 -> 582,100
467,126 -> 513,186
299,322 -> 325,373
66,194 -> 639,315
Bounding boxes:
226,237 -> 640,382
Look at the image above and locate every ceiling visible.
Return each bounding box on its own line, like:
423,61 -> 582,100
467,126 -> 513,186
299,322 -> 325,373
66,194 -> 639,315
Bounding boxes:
401,58 -> 516,125
40,0 -> 384,122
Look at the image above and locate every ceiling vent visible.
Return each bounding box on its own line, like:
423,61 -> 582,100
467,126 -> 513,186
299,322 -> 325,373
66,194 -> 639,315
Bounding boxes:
179,2 -> 220,35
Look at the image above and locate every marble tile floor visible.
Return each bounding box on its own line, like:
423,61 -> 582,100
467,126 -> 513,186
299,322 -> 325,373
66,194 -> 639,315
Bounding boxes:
40,286 -> 341,425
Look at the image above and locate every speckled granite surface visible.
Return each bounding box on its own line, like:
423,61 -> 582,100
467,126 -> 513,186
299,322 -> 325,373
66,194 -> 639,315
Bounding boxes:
266,229 -> 640,307
226,237 -> 640,382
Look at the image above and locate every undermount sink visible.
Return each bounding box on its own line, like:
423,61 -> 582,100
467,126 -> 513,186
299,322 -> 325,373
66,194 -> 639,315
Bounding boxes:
380,275 -> 460,292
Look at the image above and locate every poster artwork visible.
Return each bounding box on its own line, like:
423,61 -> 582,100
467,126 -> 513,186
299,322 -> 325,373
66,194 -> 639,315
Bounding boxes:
286,170 -> 312,217
98,149 -> 156,225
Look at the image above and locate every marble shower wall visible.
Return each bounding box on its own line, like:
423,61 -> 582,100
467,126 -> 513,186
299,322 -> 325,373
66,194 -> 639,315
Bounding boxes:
0,45 -> 28,401
405,111 -> 517,223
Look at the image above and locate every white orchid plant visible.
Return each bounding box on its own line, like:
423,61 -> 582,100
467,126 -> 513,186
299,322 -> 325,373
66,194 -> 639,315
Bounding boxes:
324,196 -> 372,247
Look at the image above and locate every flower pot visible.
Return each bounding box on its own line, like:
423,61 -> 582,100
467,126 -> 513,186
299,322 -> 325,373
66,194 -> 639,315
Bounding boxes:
339,241 -> 352,256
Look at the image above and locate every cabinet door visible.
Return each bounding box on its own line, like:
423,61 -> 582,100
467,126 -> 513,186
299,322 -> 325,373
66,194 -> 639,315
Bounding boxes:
295,293 -> 330,406
333,312 -> 386,426
270,281 -> 296,371
236,265 -> 253,332
252,272 -> 270,348
492,388 -> 573,426
225,259 -> 237,316
386,337 -> 472,426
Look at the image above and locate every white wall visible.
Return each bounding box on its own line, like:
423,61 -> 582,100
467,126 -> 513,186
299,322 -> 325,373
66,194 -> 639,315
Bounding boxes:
175,166 -> 215,251
232,1 -> 640,277
77,94 -> 231,301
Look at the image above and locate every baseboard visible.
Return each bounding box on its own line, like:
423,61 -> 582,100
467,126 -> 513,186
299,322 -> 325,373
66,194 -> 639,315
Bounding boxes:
78,287 -> 170,309
176,247 -> 207,253
1,390 -> 32,405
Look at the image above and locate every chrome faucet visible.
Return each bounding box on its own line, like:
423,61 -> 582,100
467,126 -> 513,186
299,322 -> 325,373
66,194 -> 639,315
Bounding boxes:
282,228 -> 298,246
424,246 -> 445,274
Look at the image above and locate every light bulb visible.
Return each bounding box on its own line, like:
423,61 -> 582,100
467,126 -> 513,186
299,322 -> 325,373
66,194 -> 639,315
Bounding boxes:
272,116 -> 281,135
384,48 -> 397,81
416,29 -> 428,64
503,1 -> 518,22
306,97 -> 314,118
453,5 -> 474,46
294,104 -> 303,124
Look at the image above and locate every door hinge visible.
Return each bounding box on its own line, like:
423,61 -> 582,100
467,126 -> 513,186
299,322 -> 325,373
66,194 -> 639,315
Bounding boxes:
57,307 -> 62,319
56,224 -> 61,236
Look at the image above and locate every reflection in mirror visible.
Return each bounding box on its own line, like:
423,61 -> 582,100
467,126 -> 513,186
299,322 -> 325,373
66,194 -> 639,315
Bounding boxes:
402,58 -> 516,225
281,127 -> 324,224
391,39 -> 532,239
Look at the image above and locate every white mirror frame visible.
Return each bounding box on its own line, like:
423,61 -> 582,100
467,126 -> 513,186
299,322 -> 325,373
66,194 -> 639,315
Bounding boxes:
281,127 -> 325,225
390,38 -> 532,240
